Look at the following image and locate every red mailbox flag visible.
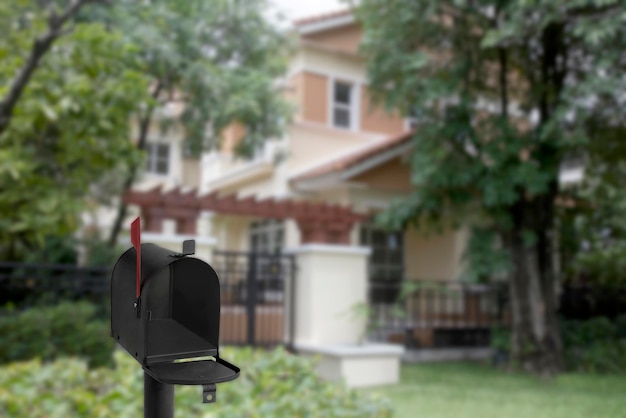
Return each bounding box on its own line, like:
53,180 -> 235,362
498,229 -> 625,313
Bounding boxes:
131,217 -> 141,300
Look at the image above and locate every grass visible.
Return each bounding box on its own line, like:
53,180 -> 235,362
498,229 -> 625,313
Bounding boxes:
368,362 -> 626,418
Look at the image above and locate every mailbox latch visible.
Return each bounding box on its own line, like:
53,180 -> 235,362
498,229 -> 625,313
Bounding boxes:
170,239 -> 196,258
202,384 -> 216,403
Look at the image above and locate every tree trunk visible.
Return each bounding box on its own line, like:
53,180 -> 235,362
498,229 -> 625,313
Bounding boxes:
508,197 -> 564,375
107,82 -> 163,247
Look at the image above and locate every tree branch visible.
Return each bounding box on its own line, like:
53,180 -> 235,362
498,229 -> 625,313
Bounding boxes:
0,0 -> 106,135
107,80 -> 165,247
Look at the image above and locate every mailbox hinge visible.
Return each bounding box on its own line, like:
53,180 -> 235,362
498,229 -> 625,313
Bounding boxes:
202,384 -> 216,403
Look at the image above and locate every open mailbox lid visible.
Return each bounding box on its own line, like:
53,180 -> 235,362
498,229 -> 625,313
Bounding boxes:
110,219 -> 239,402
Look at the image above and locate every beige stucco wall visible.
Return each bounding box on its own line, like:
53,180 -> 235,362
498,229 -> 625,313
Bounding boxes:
359,87 -> 406,135
181,157 -> 200,188
292,45 -> 366,83
286,123 -> 380,171
404,225 -> 469,280
212,214 -> 252,251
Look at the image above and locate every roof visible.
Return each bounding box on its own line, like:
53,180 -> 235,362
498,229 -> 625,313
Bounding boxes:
293,9 -> 353,26
292,130 -> 414,182
293,9 -> 355,35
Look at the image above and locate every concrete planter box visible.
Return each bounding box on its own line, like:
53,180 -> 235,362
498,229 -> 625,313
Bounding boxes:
296,342 -> 404,388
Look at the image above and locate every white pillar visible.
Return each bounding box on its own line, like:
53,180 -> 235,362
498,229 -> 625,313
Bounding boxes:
286,244 -> 370,346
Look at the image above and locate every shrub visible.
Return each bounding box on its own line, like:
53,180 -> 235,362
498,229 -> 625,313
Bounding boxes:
491,315 -> 626,373
562,315 -> 626,373
0,347 -> 393,418
0,301 -> 113,368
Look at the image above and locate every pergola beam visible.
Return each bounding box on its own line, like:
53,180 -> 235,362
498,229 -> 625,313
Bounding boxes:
124,187 -> 369,244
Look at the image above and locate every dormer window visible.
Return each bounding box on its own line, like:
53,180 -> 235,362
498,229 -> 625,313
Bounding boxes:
332,80 -> 355,129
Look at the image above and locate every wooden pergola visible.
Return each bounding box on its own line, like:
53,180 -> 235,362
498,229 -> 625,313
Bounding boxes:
124,186 -> 369,244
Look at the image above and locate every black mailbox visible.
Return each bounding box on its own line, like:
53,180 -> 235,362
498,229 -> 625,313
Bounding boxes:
111,218 -> 239,411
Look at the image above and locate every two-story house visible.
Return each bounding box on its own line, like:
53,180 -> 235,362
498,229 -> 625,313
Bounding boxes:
117,10 -> 500,362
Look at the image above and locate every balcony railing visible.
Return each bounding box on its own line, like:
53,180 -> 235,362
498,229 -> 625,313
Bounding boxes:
367,280 -> 509,349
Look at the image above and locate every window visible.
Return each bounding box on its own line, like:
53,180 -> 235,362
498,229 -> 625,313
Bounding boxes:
406,106 -> 422,131
249,219 -> 284,254
360,224 -> 404,304
332,81 -> 354,129
145,142 -> 170,175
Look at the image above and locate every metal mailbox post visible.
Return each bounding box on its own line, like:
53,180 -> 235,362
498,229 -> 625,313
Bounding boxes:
111,218 -> 239,418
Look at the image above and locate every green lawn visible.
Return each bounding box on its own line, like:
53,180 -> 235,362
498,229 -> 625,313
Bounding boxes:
368,362 -> 626,418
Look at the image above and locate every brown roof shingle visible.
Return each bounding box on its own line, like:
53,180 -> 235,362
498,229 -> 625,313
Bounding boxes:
293,131 -> 414,181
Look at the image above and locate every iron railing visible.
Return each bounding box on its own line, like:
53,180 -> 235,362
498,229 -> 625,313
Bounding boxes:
0,262 -> 110,309
367,280 -> 509,349
211,251 -> 296,348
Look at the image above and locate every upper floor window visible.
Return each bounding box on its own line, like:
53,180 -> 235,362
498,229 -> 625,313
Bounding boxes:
332,80 -> 355,129
406,106 -> 422,131
146,142 -> 170,175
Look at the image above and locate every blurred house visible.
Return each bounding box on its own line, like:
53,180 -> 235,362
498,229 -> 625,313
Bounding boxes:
106,10 -> 529,380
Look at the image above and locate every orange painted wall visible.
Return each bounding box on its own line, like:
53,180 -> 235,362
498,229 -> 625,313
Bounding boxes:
220,122 -> 246,153
360,86 -> 406,135
300,72 -> 328,124
350,156 -> 412,192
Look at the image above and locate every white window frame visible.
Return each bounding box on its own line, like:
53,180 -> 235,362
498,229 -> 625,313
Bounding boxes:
145,141 -> 171,176
249,219 -> 285,254
329,78 -> 360,131
404,106 -> 424,132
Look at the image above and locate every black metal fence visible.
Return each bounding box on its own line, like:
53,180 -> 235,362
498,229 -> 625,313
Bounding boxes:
0,262 -> 110,311
208,251 -> 296,348
367,280 -> 509,349
0,255 -> 297,349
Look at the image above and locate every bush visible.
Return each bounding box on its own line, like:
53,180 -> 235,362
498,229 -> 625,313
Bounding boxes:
0,347 -> 393,418
562,315 -> 626,373
491,315 -> 626,373
0,301 -> 113,368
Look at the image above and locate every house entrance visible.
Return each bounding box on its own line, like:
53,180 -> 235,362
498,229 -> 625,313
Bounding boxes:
212,251 -> 295,348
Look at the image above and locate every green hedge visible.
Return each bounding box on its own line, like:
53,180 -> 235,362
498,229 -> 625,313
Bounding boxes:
0,301 -> 113,368
0,347 -> 393,418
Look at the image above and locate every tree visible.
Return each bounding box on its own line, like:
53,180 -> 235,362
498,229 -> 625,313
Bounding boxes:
0,3 -> 151,259
355,0 -> 626,375
103,0 -> 292,246
0,0 -> 107,136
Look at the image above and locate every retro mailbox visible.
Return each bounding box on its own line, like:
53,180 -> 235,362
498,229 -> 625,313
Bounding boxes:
111,218 -> 239,416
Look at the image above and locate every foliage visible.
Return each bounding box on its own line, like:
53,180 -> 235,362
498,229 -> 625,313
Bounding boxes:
0,347 -> 393,418
101,0 -> 294,245
106,0 -> 293,157
0,2 -> 151,259
356,0 -> 626,373
0,301 -> 113,368
490,326 -> 511,353
561,163 -> 626,287
21,234 -> 78,265
493,315 -> 626,373
561,315 -> 626,373
463,227 -> 510,283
